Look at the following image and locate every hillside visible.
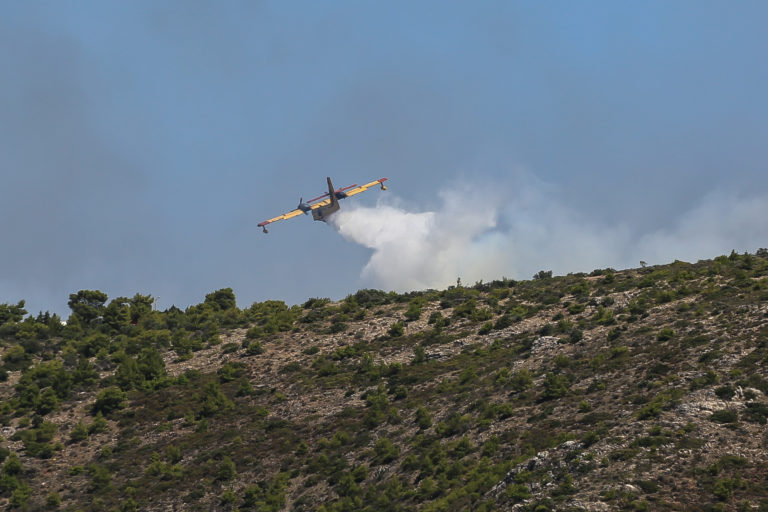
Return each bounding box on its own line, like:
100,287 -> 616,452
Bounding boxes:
1,251 -> 768,511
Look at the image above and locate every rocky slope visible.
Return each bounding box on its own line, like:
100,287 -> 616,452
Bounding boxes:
1,251 -> 767,511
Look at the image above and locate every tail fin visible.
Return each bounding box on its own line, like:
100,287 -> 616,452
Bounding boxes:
327,177 -> 339,207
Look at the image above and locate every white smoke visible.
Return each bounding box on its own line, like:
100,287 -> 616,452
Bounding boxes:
330,177 -> 768,292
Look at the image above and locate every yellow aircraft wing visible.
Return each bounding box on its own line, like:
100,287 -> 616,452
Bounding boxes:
257,208 -> 304,232
308,198 -> 332,210
343,178 -> 388,198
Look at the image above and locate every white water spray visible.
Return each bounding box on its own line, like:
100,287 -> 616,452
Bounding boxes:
330,177 -> 768,292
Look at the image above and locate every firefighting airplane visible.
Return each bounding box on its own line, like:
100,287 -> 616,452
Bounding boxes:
258,177 -> 388,233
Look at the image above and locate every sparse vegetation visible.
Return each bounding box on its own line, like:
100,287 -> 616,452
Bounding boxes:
1,252 -> 768,509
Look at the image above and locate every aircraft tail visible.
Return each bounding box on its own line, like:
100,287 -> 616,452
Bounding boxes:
327,177 -> 339,207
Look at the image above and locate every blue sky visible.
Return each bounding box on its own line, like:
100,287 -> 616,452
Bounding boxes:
2,1 -> 767,315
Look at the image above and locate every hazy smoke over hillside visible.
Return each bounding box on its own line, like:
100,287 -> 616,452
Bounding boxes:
330,178 -> 768,291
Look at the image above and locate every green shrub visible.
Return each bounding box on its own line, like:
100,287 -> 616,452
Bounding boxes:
709,410 -> 739,424
92,387 -> 126,416
87,463 -> 112,491
388,322 -> 404,338
404,301 -> 423,322
435,413 -> 471,437
2,346 -> 32,371
506,483 -> 531,502
3,453 -> 22,475
742,402 -> 768,424
46,491 -> 62,508
245,341 -> 264,355
657,328 -> 675,341
9,483 -> 31,508
713,478 -> 736,501
493,312 -> 515,330
198,382 -> 234,417
541,373 -> 570,400
581,431 -> 600,447
415,406 -> 432,429
216,456 -> 237,481
510,369 -> 534,392
411,345 -> 426,365
688,371 -> 718,392
69,421 -> 89,443
89,413 -> 108,434
373,438 -> 400,464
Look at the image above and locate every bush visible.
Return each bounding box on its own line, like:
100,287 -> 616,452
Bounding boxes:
2,346 -> 32,371
92,387 -> 126,416
415,406 -> 432,429
70,422 -> 89,443
88,464 -> 112,492
435,413 -> 471,437
198,382 -> 234,417
715,385 -> 736,400
3,453 -> 22,475
478,322 -> 493,335
742,402 -> 768,424
216,456 -> 237,481
657,328 -> 675,341
541,373 -> 570,400
46,491 -> 62,507
506,483 -> 531,502
388,322 -> 404,338
9,483 -> 31,508
245,341 -> 264,356
510,369 -> 534,392
411,345 -> 426,365
710,410 -> 739,424
404,301 -> 423,322
373,438 -> 400,464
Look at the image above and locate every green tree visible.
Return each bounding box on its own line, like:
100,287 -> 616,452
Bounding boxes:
77,333 -> 109,358
72,358 -> 99,387
136,347 -> 166,382
67,290 -> 108,325
404,300 -> 423,322
129,293 -> 154,323
88,464 -> 112,491
198,382 -> 234,417
388,321 -> 405,338
9,482 -> 31,508
411,345 -> 426,365
103,298 -> 131,332
45,491 -> 62,508
2,346 -> 32,371
415,406 -> 432,429
3,453 -> 22,475
373,438 -> 400,464
542,373 -> 570,400
510,368 -> 534,392
216,456 -> 236,481
92,387 -> 126,416
70,421 -> 89,443
36,388 -> 59,415
115,357 -> 143,391
205,288 -> 237,311
0,300 -> 27,326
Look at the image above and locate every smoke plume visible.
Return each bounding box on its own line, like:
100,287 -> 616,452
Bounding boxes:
330,178 -> 768,291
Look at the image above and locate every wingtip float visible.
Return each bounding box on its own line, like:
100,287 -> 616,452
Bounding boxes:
258,177 -> 388,233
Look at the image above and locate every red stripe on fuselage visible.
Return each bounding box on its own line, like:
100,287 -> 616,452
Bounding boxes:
307,184 -> 358,203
